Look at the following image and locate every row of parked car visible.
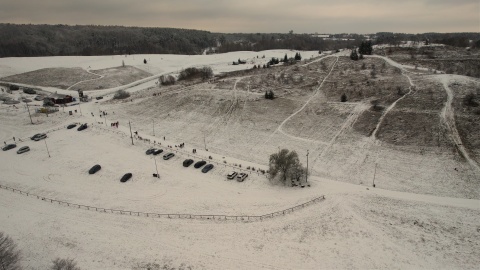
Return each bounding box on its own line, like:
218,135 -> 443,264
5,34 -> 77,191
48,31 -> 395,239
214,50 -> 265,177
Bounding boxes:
182,159 -> 214,173
227,171 -> 249,182
146,147 -> 214,173
2,144 -> 30,154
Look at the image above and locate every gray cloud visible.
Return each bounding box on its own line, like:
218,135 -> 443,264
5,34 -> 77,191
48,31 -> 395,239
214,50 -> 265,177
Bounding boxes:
0,0 -> 478,33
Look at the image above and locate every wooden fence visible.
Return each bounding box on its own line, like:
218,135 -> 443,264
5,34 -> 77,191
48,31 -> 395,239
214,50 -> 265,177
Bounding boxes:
0,183 -> 325,222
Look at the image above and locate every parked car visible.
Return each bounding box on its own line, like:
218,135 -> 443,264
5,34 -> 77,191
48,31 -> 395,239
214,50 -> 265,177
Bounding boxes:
34,95 -> 44,101
153,149 -> 164,155
201,164 -> 214,173
163,153 -> 175,160
227,171 -> 238,179
120,173 -> 132,183
194,160 -> 207,169
96,96 -> 104,100
145,148 -> 155,155
30,133 -> 43,140
16,146 -> 30,154
2,144 -> 16,151
77,123 -> 88,131
237,173 -> 248,182
33,133 -> 47,141
67,123 -> 77,129
183,159 -> 194,167
88,164 -> 102,174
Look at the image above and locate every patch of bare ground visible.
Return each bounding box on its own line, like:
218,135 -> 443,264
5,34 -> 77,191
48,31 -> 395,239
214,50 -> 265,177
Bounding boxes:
322,56 -> 409,103
375,78 -> 449,146
72,66 -> 152,91
450,82 -> 480,163
0,67 -> 98,89
353,109 -> 383,136
377,46 -> 480,78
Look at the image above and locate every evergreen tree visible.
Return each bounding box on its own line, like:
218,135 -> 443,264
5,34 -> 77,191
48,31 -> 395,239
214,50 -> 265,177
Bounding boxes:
295,52 -> 302,61
341,93 -> 347,102
284,54 -> 288,62
358,41 -> 373,55
350,49 -> 359,61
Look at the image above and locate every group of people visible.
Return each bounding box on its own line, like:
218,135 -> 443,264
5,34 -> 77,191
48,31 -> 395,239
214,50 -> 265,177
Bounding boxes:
111,121 -> 119,128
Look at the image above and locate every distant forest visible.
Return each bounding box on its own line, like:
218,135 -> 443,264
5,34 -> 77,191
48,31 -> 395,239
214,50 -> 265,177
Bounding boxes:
0,24 -> 478,57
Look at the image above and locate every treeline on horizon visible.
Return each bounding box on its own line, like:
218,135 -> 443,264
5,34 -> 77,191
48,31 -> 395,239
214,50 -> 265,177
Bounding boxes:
0,24 -> 478,58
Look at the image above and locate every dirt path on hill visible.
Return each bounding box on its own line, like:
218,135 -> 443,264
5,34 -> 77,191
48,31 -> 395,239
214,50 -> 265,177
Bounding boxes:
263,56 -> 339,144
439,76 -> 480,172
66,69 -> 104,90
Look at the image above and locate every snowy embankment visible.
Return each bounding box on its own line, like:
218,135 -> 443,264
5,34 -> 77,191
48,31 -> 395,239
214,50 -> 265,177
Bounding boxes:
0,51 -> 479,269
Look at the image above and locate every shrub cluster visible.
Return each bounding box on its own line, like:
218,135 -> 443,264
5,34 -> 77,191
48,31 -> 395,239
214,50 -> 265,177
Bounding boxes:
113,90 -> 131,99
178,66 -> 213,81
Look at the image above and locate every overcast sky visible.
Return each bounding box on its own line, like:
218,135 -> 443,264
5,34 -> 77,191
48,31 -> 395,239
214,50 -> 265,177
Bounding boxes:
0,0 -> 478,33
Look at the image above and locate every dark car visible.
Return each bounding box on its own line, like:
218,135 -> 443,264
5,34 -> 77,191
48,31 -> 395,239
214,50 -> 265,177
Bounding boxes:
2,144 -> 16,151
194,160 -> 207,169
120,173 -> 132,183
33,133 -> 47,141
153,149 -> 164,155
163,153 -> 175,160
67,124 -> 77,129
201,164 -> 214,173
96,96 -> 104,100
183,159 -> 194,167
30,133 -> 42,140
88,164 -> 101,174
16,146 -> 30,154
145,148 -> 155,155
77,123 -> 88,131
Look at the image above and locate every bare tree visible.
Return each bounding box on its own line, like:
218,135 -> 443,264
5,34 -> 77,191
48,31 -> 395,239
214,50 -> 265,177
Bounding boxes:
51,258 -> 81,270
268,149 -> 301,185
0,232 -> 21,270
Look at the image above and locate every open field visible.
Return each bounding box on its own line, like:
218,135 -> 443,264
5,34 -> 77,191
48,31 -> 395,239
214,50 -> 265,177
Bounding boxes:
1,50 -> 479,269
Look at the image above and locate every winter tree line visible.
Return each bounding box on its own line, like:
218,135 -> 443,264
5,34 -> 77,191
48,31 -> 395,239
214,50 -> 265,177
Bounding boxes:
0,24 -> 478,57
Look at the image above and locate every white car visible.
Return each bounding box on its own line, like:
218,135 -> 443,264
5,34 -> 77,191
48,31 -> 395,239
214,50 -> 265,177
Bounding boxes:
236,173 -> 248,182
33,133 -> 47,141
227,171 -> 238,179
17,146 -> 30,154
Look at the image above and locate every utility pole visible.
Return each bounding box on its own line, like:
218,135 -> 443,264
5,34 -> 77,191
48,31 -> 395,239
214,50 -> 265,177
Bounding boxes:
44,138 -> 51,158
25,102 -> 33,124
153,119 -> 155,136
373,163 -> 377,187
306,150 -> 309,183
129,121 -> 134,145
153,156 -> 159,178
78,99 -> 83,116
203,132 -> 207,150
105,115 -> 107,126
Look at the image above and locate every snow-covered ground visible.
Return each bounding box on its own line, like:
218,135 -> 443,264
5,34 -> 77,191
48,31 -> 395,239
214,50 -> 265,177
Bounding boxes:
1,50 -> 479,269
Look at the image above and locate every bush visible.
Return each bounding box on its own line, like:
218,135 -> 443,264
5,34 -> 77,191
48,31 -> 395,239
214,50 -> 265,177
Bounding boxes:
178,66 -> 213,81
341,93 -> 347,102
0,232 -> 21,270
159,75 -> 176,86
113,90 -> 131,99
51,258 -> 81,270
463,92 -> 478,107
23,88 -> 36,94
9,85 -> 19,91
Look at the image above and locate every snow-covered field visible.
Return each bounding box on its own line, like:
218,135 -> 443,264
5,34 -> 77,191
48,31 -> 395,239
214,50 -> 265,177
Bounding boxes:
1,50 -> 479,269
